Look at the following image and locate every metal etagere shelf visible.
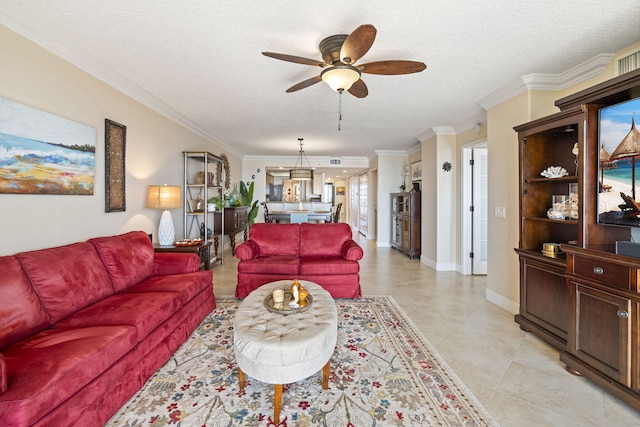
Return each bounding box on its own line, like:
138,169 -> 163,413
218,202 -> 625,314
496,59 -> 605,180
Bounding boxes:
183,151 -> 225,264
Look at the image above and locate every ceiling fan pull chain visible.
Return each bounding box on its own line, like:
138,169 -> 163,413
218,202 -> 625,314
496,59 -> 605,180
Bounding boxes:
338,91 -> 343,131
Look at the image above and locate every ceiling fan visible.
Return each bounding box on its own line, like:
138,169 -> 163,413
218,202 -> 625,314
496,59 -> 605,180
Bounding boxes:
262,24 -> 426,98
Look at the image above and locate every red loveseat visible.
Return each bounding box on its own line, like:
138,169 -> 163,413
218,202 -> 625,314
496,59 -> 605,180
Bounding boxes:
0,231 -> 215,427
234,223 -> 363,298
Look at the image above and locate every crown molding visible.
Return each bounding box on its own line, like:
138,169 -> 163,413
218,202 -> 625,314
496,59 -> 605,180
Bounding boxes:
521,53 -> 614,90
453,109 -> 487,134
406,144 -> 422,155
433,126 -> 456,135
477,78 -> 528,111
374,150 -> 408,157
416,129 -> 435,143
0,4 -> 243,158
243,155 -> 368,168
478,53 -> 614,110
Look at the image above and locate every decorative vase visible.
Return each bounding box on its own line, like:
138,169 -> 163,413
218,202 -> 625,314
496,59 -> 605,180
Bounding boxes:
228,183 -> 241,207
290,278 -> 299,293
298,282 -> 309,307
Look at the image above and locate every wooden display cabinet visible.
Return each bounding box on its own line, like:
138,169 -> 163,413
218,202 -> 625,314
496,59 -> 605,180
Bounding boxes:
390,192 -> 420,259
515,68 -> 640,411
561,245 -> 638,409
514,109 -> 582,349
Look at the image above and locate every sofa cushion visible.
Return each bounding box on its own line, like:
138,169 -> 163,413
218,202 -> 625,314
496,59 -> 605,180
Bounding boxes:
90,231 -> 155,292
299,223 -> 353,257
0,325 -> 136,427
153,252 -> 201,276
0,257 -> 51,349
249,223 -> 301,257
56,292 -> 183,343
15,242 -> 115,324
299,256 -> 360,275
237,256 -> 301,275
121,271 -> 212,305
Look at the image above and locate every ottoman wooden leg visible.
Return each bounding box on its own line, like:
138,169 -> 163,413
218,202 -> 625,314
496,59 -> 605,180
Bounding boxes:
274,383 -> 283,424
238,367 -> 245,390
322,360 -> 330,389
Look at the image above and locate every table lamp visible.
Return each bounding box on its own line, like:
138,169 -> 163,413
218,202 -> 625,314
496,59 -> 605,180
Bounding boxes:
146,184 -> 182,245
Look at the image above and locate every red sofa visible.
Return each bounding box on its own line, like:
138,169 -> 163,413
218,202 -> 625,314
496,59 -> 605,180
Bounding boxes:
235,223 -> 363,298
0,231 -> 215,427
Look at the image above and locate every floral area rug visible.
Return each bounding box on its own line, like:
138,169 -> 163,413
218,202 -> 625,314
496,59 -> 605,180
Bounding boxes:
107,296 -> 497,426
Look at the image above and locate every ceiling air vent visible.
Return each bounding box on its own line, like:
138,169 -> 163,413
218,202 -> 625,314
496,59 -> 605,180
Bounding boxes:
330,159 -> 341,165
617,50 -> 640,76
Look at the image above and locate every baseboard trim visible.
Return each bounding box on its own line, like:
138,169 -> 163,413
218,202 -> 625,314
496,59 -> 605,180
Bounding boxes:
420,255 -> 436,269
485,288 -> 519,315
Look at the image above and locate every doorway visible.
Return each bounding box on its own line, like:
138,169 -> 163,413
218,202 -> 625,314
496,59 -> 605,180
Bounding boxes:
358,173 -> 369,236
462,141 -> 488,275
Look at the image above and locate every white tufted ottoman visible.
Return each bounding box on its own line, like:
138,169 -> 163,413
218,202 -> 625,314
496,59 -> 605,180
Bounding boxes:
233,280 -> 337,424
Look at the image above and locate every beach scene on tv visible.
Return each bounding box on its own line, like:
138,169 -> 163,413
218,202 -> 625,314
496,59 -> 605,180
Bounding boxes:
598,97 -> 640,226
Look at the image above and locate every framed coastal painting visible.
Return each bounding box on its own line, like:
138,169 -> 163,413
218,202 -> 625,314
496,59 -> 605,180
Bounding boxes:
411,161 -> 422,181
336,186 -> 345,195
0,97 -> 96,195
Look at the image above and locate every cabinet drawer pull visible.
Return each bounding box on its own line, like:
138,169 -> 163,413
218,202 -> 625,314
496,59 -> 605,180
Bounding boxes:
617,310 -> 629,319
592,266 -> 604,275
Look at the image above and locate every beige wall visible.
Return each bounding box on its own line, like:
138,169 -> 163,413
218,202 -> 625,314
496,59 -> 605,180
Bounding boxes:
486,93 -> 529,309
0,25 -> 239,255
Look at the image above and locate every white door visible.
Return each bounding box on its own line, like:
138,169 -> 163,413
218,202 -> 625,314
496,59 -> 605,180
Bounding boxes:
358,173 -> 368,236
350,177 -> 359,226
472,148 -> 488,274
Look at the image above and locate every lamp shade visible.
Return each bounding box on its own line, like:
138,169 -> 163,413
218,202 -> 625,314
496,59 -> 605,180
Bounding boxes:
289,168 -> 313,180
146,185 -> 182,209
321,65 -> 361,92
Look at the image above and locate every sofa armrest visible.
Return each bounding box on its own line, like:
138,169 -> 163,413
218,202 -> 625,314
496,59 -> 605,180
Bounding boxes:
153,252 -> 201,276
341,240 -> 364,261
235,240 -> 259,261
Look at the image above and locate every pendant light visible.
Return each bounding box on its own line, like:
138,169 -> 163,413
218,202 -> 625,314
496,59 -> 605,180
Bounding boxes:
289,138 -> 313,180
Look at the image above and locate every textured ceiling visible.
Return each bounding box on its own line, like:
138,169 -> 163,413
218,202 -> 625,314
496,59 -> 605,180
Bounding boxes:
2,0 -> 640,163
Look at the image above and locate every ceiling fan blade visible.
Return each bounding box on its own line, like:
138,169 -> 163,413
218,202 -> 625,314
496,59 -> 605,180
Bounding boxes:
340,24 -> 377,65
262,52 -> 325,67
348,79 -> 368,98
286,75 -> 323,93
359,60 -> 427,75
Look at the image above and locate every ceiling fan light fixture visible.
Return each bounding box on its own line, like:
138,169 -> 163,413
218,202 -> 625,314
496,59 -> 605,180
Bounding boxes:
321,65 -> 361,92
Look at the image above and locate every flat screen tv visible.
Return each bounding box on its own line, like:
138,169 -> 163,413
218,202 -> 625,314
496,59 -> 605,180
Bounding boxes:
597,97 -> 640,226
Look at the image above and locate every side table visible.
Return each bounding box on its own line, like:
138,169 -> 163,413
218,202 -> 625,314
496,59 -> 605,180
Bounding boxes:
153,241 -> 213,270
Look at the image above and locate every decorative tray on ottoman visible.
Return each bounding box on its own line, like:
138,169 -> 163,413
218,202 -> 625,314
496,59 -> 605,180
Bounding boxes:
264,291 -> 313,315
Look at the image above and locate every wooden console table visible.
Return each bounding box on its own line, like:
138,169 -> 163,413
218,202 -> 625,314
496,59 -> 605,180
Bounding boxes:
153,241 -> 213,270
213,206 -> 249,257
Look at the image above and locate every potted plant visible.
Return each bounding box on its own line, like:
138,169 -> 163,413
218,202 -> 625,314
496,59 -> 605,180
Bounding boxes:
207,196 -> 225,211
240,181 -> 259,227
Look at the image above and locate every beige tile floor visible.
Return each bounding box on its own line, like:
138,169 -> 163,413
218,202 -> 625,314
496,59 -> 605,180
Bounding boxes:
213,234 -> 640,426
